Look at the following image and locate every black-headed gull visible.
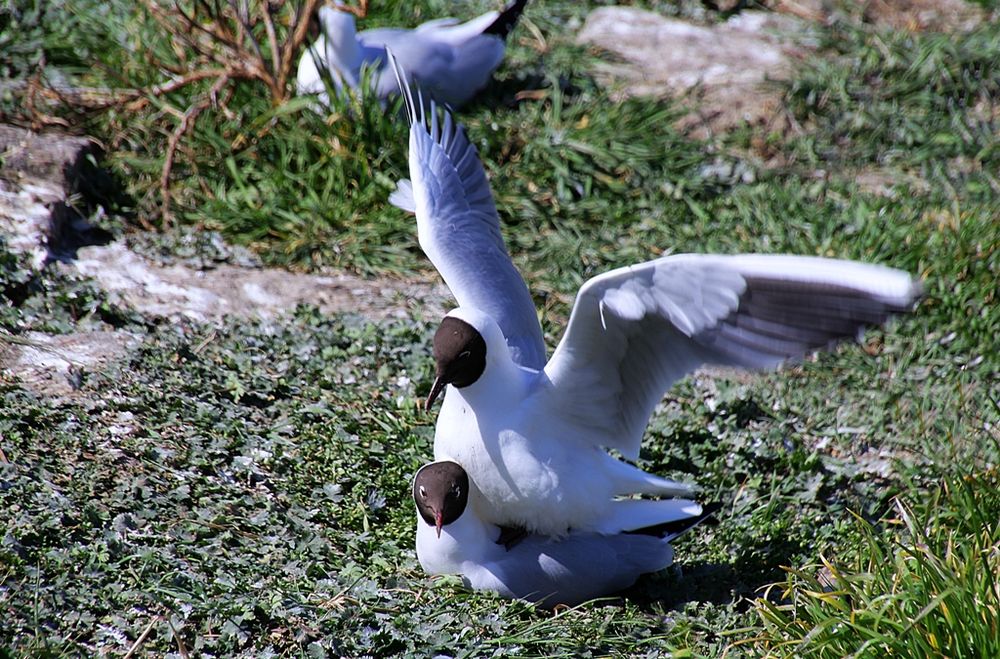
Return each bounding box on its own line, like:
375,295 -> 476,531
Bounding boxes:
413,461 -> 715,607
296,0 -> 528,108
388,58 -> 922,538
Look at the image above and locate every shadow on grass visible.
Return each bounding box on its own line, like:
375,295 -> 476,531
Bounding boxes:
623,532 -> 807,612
631,561 -> 771,611
466,69 -> 580,113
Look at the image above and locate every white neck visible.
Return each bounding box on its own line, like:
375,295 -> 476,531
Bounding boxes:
415,500 -> 500,575
321,13 -> 362,87
456,348 -> 529,409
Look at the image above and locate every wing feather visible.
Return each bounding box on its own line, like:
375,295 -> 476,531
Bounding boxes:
543,253 -> 920,458
388,54 -> 546,368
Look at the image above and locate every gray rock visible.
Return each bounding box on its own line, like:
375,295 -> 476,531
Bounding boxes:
0,124 -> 449,398
1,330 -> 143,397
577,8 -> 812,137
0,125 -> 106,267
70,240 -> 448,324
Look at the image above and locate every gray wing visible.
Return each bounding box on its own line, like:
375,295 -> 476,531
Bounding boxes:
466,532 -> 674,607
361,25 -> 504,107
387,54 -> 546,369
543,254 -> 921,459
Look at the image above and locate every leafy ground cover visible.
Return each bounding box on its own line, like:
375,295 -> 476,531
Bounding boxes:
2,0 -> 999,656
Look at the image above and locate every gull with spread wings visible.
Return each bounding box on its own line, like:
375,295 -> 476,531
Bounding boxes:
388,55 -> 921,538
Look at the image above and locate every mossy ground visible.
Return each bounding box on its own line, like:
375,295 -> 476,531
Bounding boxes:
1,1 -> 998,656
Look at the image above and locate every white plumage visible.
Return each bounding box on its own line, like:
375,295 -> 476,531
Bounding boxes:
388,57 -> 921,538
414,461 -> 708,607
296,0 -> 528,108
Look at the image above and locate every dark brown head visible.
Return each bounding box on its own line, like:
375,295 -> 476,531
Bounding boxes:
425,316 -> 487,410
413,461 -> 470,537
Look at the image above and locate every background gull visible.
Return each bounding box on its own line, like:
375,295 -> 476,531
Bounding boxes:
297,0 -> 528,109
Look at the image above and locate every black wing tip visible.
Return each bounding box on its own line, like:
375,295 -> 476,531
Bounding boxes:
482,0 -> 529,40
681,501 -> 723,533
628,501 -> 723,539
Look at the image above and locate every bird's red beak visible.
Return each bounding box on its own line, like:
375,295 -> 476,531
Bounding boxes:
435,511 -> 443,538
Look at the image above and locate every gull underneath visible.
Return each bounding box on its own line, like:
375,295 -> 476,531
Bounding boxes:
413,461 -> 717,607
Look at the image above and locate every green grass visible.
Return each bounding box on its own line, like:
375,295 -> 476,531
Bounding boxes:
1,0 -> 999,656
755,470 -> 1000,657
782,23 -> 1000,174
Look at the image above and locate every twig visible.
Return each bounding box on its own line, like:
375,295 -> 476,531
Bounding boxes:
227,0 -> 268,80
163,0 -> 241,54
160,74 -> 229,224
165,617 -> 190,659
339,0 -> 369,18
276,0 -> 323,99
141,0 -> 239,69
174,516 -> 261,539
7,68 -> 229,114
261,2 -> 282,83
193,329 -> 218,354
122,616 -> 161,659
1,80 -> 121,109
126,68 -> 231,111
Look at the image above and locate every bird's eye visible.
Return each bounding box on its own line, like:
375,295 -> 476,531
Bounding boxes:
419,486 -> 427,498
458,350 -> 471,359
451,486 -> 462,498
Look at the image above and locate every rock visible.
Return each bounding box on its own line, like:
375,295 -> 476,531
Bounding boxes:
0,123 -> 450,398
0,122 -> 449,326
0,125 -> 96,193
577,8 -> 812,138
0,330 -> 142,398
69,241 -> 448,324
0,125 -> 112,267
1,126 -> 92,268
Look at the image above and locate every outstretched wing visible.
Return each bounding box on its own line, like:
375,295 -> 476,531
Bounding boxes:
388,53 -> 546,369
543,253 -> 921,459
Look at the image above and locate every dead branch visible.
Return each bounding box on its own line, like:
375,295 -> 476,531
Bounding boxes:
159,73 -> 230,226
18,0 -> 342,224
339,0 -> 369,18
274,0 -> 322,99
226,0 -> 267,73
127,68 -> 232,110
261,3 -> 281,82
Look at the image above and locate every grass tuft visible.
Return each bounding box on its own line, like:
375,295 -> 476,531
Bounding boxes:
755,470 -> 1000,657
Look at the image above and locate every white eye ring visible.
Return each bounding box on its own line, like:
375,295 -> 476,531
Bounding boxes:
458,351 -> 471,359
419,485 -> 427,497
